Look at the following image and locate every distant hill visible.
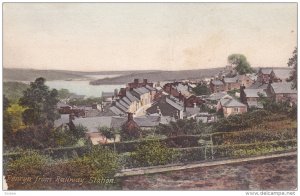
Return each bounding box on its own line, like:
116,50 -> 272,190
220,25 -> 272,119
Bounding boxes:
3,68 -> 88,81
3,81 -> 29,103
3,68 -> 160,82
89,68 -> 224,85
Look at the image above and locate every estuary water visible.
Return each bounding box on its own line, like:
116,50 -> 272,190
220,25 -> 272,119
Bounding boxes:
46,74 -> 125,97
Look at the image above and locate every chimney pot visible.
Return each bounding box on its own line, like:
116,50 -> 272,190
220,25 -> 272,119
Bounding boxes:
127,112 -> 133,121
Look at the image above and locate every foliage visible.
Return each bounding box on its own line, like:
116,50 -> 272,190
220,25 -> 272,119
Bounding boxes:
70,146 -> 119,178
68,97 -> 104,106
19,77 -> 60,125
57,88 -> 74,100
10,124 -> 57,149
3,96 -> 13,147
72,124 -> 88,140
213,110 -> 272,132
212,128 -> 296,145
98,126 -> 115,143
227,89 -> 240,98
7,151 -> 50,174
4,95 -> 10,111
3,82 -> 29,103
130,140 -> 178,167
287,47 -> 297,89
228,54 -> 254,75
192,82 -> 211,95
155,118 -> 209,136
6,104 -> 27,131
200,104 -> 217,114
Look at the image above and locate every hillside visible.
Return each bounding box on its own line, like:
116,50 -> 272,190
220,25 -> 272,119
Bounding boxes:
89,68 -> 224,85
3,81 -> 29,103
3,68 -> 161,82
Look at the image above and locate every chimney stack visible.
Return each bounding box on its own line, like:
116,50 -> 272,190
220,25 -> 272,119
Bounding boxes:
127,112 -> 134,122
143,79 -> 148,84
134,79 -> 139,84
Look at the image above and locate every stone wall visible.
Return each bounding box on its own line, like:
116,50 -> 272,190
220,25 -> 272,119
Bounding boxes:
121,155 -> 297,190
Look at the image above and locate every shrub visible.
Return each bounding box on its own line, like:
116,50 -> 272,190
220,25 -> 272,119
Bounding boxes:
130,140 -> 179,167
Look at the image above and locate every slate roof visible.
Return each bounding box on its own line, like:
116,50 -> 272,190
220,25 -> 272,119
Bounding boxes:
115,101 -> 128,112
271,82 -> 297,94
220,97 -> 246,108
185,107 -> 200,117
133,87 -> 150,95
126,91 -> 139,102
110,115 -> 160,129
211,80 -> 224,86
110,116 -> 127,129
145,85 -> 156,91
166,97 -> 184,111
244,89 -> 267,98
207,92 -> 228,101
134,116 -> 160,127
248,82 -> 268,90
272,69 -> 292,80
73,116 -> 112,132
224,77 -> 238,83
122,97 -> 132,106
54,114 -> 70,127
109,106 -> 125,116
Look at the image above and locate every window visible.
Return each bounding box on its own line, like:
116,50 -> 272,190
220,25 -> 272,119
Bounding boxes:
234,107 -> 239,112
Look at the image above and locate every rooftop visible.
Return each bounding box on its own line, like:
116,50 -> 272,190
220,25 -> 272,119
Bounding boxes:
244,89 -> 267,98
271,82 -> 297,94
220,96 -> 246,108
272,68 -> 292,80
211,80 -> 224,86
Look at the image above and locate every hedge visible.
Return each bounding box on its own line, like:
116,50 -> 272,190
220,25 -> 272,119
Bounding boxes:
212,128 -> 297,145
119,139 -> 297,169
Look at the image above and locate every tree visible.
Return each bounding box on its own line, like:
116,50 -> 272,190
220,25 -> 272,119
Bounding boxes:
98,126 -> 117,152
57,88 -> 73,100
228,54 -> 253,75
6,104 -> 27,131
287,47 -> 297,89
3,95 -> 12,147
19,77 -> 60,125
192,83 -> 211,95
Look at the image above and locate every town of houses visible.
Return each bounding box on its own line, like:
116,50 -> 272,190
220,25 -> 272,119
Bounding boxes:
55,65 -> 297,145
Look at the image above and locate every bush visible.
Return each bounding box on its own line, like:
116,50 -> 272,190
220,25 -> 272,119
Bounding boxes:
130,140 -> 179,167
7,151 -> 50,176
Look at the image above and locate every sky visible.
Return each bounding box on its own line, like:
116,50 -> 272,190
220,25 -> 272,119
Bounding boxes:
3,3 -> 297,71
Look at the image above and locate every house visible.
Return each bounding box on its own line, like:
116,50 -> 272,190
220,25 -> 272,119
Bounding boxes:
270,68 -> 292,83
120,113 -> 142,140
125,91 -> 140,113
110,115 -> 160,130
267,82 -> 297,105
222,76 -> 240,91
210,79 -> 225,93
238,74 -> 255,88
217,95 -> 247,117
145,85 -> 157,102
127,78 -> 154,89
132,87 -> 151,106
257,68 -> 273,84
57,102 -> 72,114
240,86 -> 267,109
146,96 -> 184,119
188,112 -> 217,123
